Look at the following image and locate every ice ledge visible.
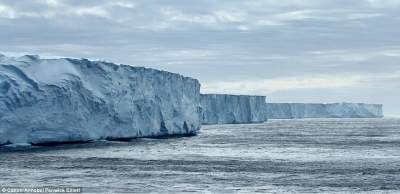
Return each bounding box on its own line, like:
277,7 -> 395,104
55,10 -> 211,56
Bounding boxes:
201,94 -> 267,124
266,102 -> 384,119
0,54 -> 202,145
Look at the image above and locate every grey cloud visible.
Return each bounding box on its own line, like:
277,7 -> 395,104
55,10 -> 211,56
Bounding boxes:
1,0 -> 400,115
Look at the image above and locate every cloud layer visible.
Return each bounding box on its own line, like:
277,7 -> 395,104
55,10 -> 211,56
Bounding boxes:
0,0 -> 399,115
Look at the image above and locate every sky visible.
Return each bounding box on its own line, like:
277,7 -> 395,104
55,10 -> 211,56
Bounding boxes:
0,0 -> 399,116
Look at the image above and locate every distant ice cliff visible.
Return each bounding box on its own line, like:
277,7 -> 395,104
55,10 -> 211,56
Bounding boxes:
201,94 -> 267,124
0,55 -> 202,145
266,103 -> 383,119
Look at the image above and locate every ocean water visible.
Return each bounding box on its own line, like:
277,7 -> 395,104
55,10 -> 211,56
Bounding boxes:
1,118 -> 400,193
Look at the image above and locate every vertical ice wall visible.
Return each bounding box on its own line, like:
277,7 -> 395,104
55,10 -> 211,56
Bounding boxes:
201,94 -> 267,124
0,55 -> 202,145
266,103 -> 383,119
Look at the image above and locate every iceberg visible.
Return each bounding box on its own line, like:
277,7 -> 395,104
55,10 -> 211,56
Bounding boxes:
201,94 -> 267,124
266,103 -> 383,119
0,55 -> 202,145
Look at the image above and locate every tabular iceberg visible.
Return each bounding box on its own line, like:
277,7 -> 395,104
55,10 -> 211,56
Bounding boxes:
266,103 -> 383,119
201,94 -> 267,124
0,55 -> 202,145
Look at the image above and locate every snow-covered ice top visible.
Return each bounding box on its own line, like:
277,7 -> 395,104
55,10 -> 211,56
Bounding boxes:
0,54 -> 202,145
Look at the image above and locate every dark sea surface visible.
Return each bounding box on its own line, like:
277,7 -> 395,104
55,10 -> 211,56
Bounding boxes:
1,118 -> 400,193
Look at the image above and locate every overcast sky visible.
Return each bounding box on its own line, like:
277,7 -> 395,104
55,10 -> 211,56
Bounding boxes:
0,0 -> 399,115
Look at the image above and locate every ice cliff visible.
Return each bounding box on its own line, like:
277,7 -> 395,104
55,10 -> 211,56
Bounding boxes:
201,94 -> 267,124
0,55 -> 202,145
266,103 -> 383,119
